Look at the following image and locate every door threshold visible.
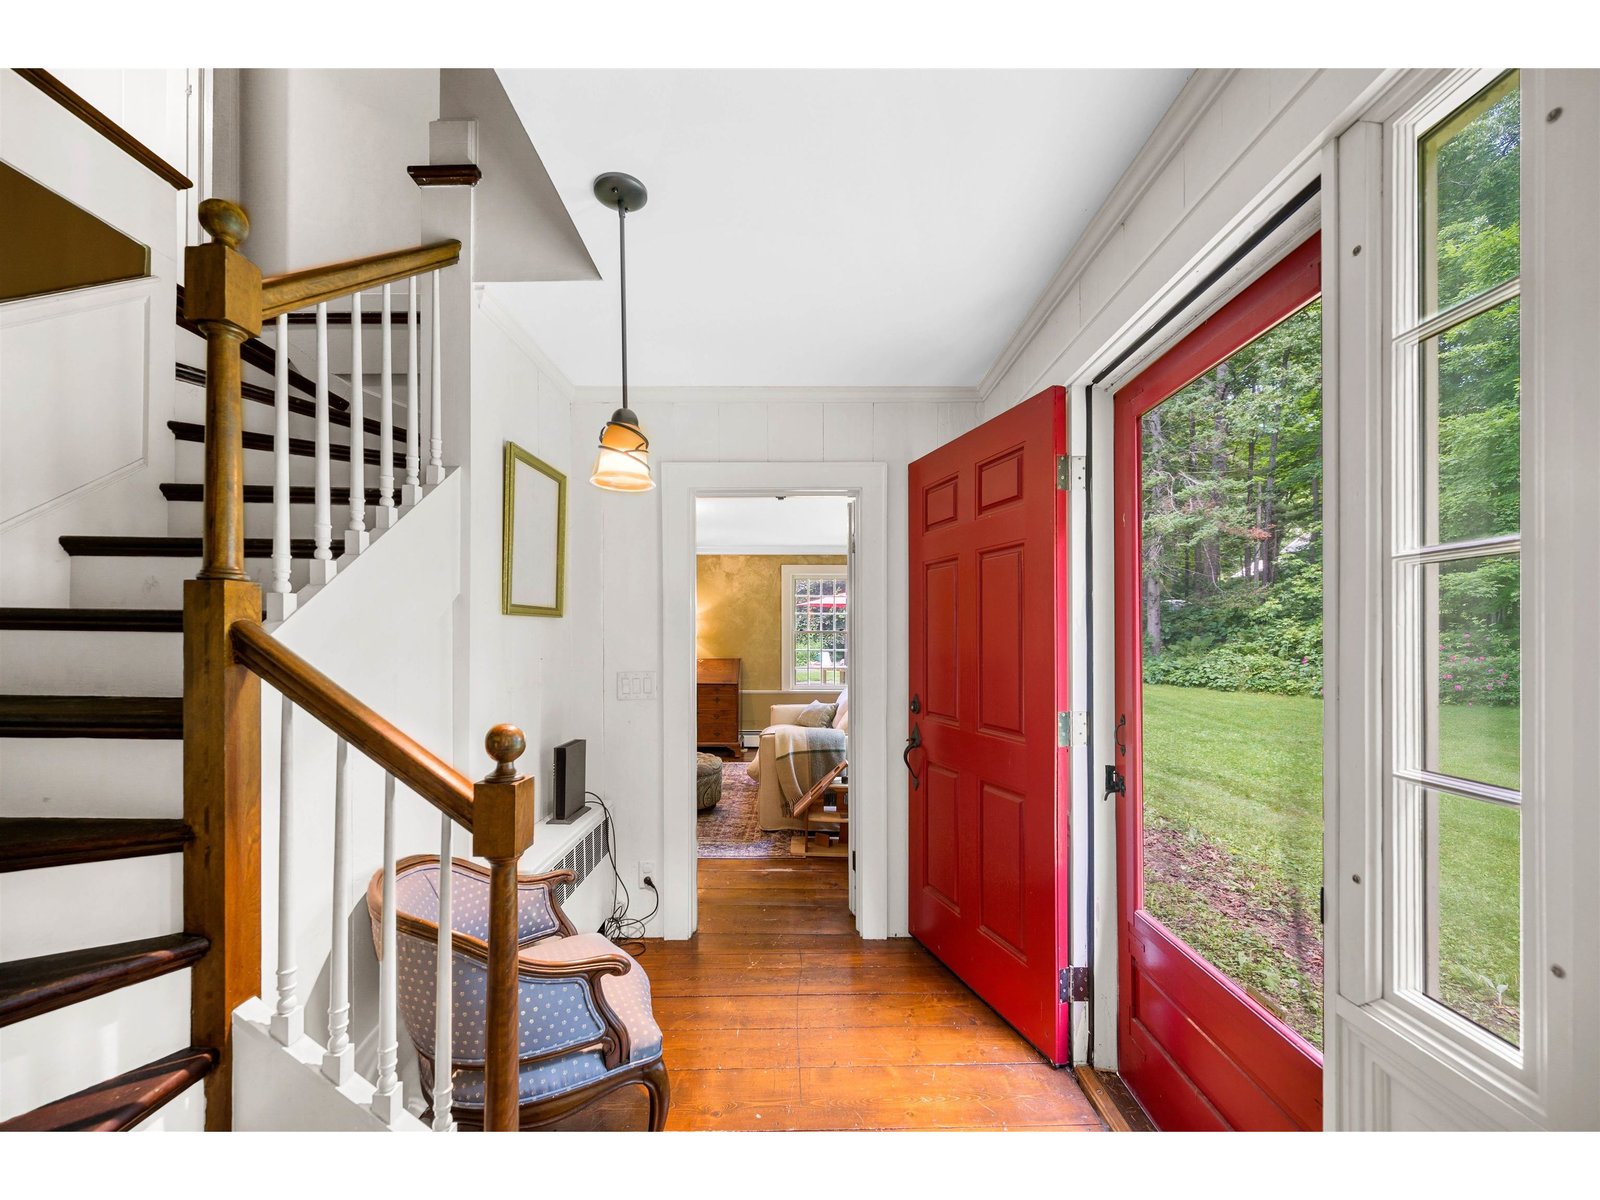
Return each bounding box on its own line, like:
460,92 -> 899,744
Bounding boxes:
1073,1066 -> 1157,1132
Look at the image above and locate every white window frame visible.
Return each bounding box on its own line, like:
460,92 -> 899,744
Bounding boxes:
781,564 -> 849,693
1330,65 -> 1600,1134
1380,64 -> 1536,1092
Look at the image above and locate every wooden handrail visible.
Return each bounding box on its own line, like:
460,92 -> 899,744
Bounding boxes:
230,620 -> 475,828
14,70 -> 193,190
260,241 -> 462,320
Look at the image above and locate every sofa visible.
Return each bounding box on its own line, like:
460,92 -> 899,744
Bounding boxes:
746,694 -> 847,832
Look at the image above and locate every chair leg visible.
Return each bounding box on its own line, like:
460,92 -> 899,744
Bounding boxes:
643,1058 -> 671,1131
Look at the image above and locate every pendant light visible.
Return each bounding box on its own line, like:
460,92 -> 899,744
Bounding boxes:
590,171 -> 654,492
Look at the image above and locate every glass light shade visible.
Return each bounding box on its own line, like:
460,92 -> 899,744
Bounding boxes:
590,412 -> 654,492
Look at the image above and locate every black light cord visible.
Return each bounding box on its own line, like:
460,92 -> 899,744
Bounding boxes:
586,789 -> 659,956
617,200 -> 628,411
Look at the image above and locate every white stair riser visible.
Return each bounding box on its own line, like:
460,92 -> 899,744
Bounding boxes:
70,553 -> 311,608
0,738 -> 182,817
173,380 -> 403,450
0,854 -> 183,960
173,439 -> 324,488
0,628 -> 181,695
0,971 -> 198,1127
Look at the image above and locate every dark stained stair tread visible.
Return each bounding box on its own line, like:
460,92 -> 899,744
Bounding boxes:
174,362 -> 406,445
0,695 -> 183,738
282,309 -> 412,325
160,482 -> 390,506
0,607 -> 183,632
167,419 -> 382,466
59,535 -> 317,559
175,285 -> 348,410
0,1045 -> 217,1131
0,933 -> 210,1027
0,818 -> 192,873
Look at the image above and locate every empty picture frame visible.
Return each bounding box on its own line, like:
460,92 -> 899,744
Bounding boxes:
501,442 -> 566,616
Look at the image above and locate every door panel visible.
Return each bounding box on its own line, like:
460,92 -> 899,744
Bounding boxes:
1114,234 -> 1323,1130
908,386 -> 1069,1063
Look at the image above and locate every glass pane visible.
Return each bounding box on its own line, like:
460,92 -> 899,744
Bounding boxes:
1420,298 -> 1520,544
1422,554 -> 1520,789
1419,72 -> 1520,318
1424,787 -> 1521,1045
1139,300 -> 1324,1049
792,574 -> 847,687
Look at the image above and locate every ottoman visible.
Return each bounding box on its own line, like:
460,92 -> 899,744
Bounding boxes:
695,752 -> 723,812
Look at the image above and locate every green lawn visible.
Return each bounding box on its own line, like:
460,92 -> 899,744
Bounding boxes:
1141,684 -> 1521,1047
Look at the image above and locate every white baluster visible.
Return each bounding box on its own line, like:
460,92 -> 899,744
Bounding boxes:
402,276 -> 421,506
322,737 -> 353,1084
427,270 -> 443,485
371,772 -> 401,1122
308,302 -> 337,587
344,291 -> 369,556
432,815 -> 455,1132
269,696 -> 302,1044
266,313 -> 297,622
376,284 -> 398,530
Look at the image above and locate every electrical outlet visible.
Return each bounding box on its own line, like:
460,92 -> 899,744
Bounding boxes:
639,861 -> 657,889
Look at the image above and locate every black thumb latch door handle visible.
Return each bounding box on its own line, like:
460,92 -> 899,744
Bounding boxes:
903,726 -> 922,789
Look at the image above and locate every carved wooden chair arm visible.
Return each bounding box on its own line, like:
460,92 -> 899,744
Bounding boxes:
515,945 -> 638,1068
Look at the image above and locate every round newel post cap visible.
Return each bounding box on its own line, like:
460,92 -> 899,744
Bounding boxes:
485,724 -> 526,780
199,198 -> 250,249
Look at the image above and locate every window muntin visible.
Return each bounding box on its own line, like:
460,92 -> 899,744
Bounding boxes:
784,568 -> 848,691
1393,70 -> 1523,1049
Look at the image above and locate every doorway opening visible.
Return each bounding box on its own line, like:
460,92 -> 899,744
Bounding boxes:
693,495 -> 853,868
659,461 -> 889,942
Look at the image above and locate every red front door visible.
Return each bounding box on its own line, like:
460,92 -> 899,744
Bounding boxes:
1114,235 -> 1324,1129
908,387 -> 1069,1063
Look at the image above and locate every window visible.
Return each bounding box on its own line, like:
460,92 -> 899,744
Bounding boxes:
782,565 -> 848,691
1393,71 -> 1522,1048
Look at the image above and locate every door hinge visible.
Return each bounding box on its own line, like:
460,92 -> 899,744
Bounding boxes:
1319,884 -> 1325,925
1056,454 -> 1086,491
1057,711 -> 1086,748
1059,966 -> 1090,1003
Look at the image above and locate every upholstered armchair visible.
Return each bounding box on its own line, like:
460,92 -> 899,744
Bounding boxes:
366,855 -> 669,1131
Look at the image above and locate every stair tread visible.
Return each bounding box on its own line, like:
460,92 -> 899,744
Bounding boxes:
0,607 -> 183,632
0,818 -> 192,873
176,285 -> 349,411
0,1045 -> 216,1131
160,482 -> 390,506
59,534 -> 317,559
0,694 -> 183,738
174,362 -> 407,445
168,419 -> 383,466
0,933 -> 209,1027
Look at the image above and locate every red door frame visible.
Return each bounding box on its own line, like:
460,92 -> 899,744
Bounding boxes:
907,386 -> 1070,1063
1113,234 -> 1323,1130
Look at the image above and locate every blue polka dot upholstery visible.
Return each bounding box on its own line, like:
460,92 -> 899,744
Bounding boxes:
370,856 -> 665,1115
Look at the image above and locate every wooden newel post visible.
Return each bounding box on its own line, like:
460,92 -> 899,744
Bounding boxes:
182,199 -> 265,1130
473,724 -> 536,1133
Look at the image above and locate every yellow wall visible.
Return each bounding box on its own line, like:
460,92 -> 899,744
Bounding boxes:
696,554 -> 846,728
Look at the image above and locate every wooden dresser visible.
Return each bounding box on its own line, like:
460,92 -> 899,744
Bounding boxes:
696,657 -> 741,756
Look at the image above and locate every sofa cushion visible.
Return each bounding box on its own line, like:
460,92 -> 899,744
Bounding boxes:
794,700 -> 836,728
832,687 -> 850,733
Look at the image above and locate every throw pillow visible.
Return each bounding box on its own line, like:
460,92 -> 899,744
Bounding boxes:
795,701 -> 837,728
832,687 -> 850,733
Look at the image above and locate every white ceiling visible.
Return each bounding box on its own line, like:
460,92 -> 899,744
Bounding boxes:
696,496 -> 850,554
492,69 -> 1190,389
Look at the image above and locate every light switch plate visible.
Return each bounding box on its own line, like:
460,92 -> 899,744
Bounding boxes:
616,671 -> 657,700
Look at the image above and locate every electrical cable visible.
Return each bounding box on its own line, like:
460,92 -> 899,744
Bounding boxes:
587,790 -> 659,957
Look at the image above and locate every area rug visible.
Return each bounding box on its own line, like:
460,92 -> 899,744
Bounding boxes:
697,759 -> 796,859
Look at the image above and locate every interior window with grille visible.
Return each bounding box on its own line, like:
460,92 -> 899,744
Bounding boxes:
784,567 -> 848,690
1399,70 -> 1522,1046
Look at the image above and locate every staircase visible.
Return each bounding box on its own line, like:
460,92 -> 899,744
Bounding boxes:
0,237 -> 431,1130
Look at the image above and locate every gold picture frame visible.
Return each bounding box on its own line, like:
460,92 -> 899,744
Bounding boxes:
501,442 -> 566,617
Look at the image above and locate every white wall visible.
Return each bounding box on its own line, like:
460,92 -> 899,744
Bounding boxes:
238,70 -> 439,276
559,388 -> 976,936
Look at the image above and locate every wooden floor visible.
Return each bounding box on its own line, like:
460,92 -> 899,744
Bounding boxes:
553,857 -> 1104,1132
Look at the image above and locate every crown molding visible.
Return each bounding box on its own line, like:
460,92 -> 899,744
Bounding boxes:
975,68 -> 1236,403
571,385 -> 980,407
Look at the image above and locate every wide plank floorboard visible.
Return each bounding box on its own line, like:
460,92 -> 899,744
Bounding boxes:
549,858 -> 1103,1132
